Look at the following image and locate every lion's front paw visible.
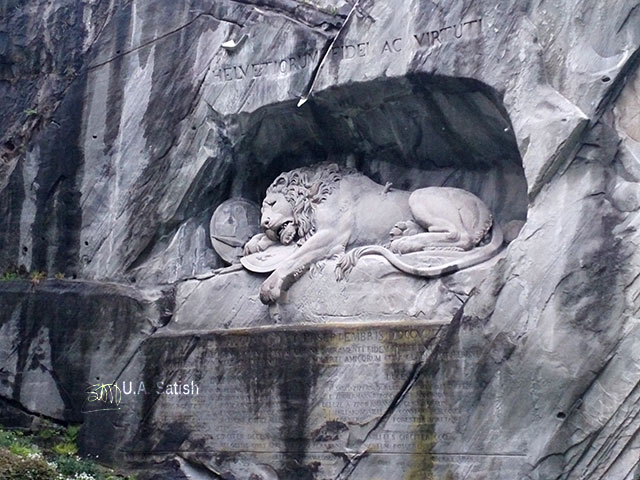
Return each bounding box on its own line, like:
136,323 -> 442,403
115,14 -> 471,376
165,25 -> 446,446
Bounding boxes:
259,272 -> 283,304
244,233 -> 267,255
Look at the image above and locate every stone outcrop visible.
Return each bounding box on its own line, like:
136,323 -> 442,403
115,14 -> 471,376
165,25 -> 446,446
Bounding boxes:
1,0 -> 639,479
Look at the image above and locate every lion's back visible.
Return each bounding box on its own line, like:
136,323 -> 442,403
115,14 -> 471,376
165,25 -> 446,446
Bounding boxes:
409,186 -> 493,241
339,174 -> 413,246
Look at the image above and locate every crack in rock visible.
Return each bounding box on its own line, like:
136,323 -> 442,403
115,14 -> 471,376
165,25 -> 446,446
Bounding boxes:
298,0 -> 363,106
87,12 -> 234,72
0,394 -> 69,426
334,326 -> 447,479
225,0 -> 345,30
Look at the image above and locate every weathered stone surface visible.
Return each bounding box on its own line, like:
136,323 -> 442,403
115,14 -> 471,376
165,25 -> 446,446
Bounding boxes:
0,0 -> 639,479
0,280 -> 171,424
172,266 -> 269,330
172,253 -> 506,327
273,255 -> 504,324
83,323 -> 473,478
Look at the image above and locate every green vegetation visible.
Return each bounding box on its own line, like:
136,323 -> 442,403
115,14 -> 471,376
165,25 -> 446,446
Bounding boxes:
24,108 -> 39,117
0,426 -> 136,480
9,442 -> 39,456
0,271 -> 18,281
0,267 -> 68,282
1,265 -> 28,281
0,448 -> 54,480
36,428 -> 59,440
53,425 -> 79,456
29,270 -> 47,286
53,442 -> 78,456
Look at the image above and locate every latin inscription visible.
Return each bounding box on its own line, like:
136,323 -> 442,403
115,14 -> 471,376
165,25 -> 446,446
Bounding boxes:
211,18 -> 482,83
118,323 -> 526,477
214,328 -> 431,366
142,325 -> 485,454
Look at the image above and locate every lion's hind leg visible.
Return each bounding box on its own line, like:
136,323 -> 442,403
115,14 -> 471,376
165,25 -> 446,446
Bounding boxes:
389,232 -> 457,254
389,219 -> 474,254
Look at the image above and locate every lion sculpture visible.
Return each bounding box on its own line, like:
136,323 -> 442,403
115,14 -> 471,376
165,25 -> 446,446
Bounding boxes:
241,163 -> 503,304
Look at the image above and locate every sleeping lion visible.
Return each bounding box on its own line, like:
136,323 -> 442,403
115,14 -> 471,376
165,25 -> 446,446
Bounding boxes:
242,163 -> 503,304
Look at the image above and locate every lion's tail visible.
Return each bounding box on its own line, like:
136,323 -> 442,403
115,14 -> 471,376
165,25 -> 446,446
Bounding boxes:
335,224 -> 504,280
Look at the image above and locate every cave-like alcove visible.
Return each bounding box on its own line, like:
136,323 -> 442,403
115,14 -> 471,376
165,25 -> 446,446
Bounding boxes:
228,73 -> 526,227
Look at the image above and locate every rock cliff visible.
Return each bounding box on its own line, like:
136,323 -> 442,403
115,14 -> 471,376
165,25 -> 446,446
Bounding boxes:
1,0 -> 639,479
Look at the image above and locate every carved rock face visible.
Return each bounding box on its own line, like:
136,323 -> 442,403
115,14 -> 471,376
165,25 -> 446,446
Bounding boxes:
261,192 -> 297,245
243,164 -> 503,306
1,1 -> 639,480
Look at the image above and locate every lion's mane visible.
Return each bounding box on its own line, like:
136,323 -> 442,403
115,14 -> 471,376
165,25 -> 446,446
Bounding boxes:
266,163 -> 355,243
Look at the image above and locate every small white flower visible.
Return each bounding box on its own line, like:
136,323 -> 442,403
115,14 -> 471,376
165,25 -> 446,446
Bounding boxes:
73,472 -> 96,480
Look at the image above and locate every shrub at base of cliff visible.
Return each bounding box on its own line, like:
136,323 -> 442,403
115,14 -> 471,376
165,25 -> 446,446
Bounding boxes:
0,427 -> 136,480
0,448 -> 57,480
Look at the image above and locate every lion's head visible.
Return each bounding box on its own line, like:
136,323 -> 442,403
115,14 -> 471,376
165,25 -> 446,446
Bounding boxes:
261,163 -> 354,245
